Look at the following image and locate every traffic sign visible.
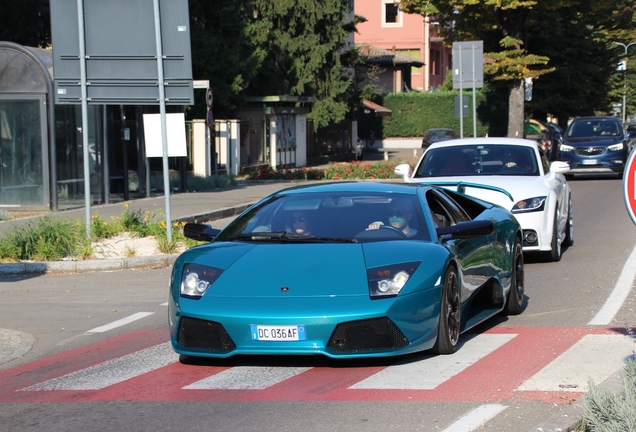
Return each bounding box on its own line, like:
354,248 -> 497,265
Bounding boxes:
207,109 -> 214,129
623,149 -> 636,225
193,80 -> 209,89
206,88 -> 214,108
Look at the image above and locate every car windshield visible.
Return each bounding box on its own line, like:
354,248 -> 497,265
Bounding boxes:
566,119 -> 622,138
216,192 -> 431,243
414,144 -> 539,177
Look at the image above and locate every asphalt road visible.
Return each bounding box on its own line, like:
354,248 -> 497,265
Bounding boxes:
1,175 -> 635,432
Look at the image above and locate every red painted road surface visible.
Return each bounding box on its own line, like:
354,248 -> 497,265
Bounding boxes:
0,326 -> 629,405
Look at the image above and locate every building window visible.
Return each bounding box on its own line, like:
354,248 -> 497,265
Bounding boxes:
396,49 -> 422,75
382,1 -> 402,27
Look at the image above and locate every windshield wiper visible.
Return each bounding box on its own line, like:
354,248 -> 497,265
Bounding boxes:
283,234 -> 358,244
226,232 -> 358,244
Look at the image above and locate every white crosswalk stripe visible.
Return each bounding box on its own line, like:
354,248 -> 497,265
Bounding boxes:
441,404 -> 508,432
517,334 -> 636,392
22,342 -> 178,391
184,366 -> 312,390
349,333 -> 517,390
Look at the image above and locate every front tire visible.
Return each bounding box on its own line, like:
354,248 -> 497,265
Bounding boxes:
505,239 -> 524,315
543,212 -> 562,262
432,265 -> 461,354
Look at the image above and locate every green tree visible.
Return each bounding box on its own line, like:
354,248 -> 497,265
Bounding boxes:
399,0 -> 554,137
247,0 -> 359,129
0,0 -> 50,47
525,1 -> 636,127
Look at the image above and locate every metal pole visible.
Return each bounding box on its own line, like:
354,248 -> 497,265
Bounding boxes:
153,0 -> 172,242
76,0 -> 91,237
472,44 -> 477,137
459,46 -> 463,139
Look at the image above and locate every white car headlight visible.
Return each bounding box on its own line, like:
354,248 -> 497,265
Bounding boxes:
559,144 -> 574,152
367,262 -> 420,299
512,196 -> 546,213
180,263 -> 224,298
608,143 -> 624,151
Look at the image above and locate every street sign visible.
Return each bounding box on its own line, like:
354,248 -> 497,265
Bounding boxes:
193,80 -> 209,89
207,110 -> 214,129
452,41 -> 484,89
206,87 -> 214,108
623,150 -> 636,225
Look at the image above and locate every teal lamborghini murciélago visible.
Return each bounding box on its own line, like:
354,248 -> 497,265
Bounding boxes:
169,182 -> 524,359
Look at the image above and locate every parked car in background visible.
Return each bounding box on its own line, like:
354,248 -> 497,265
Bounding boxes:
624,121 -> 636,153
395,137 -> 573,262
524,119 -> 553,158
422,128 -> 457,148
172,182 -> 524,358
558,116 -> 629,178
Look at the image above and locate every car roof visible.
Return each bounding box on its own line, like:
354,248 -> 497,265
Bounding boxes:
572,116 -> 620,121
426,137 -> 539,150
270,181 -> 426,197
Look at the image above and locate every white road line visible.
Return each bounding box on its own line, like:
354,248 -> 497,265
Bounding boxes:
589,244 -> 636,325
349,333 -> 517,390
160,302 -> 168,306
22,342 -> 178,391
87,312 -> 154,333
441,404 -> 508,432
517,334 -> 635,392
183,366 -> 312,390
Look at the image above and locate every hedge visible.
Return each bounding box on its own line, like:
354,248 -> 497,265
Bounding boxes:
358,91 -> 490,139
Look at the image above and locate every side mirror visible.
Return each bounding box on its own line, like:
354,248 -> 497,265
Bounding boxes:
437,219 -> 494,240
549,161 -> 570,176
394,163 -> 411,178
183,223 -> 220,242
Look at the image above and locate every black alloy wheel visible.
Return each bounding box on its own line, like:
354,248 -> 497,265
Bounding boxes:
432,265 -> 461,354
505,238 -> 525,315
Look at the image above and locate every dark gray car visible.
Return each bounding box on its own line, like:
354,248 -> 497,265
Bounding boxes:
422,128 -> 457,148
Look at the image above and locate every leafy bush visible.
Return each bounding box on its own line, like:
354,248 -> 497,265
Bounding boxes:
0,216 -> 90,262
149,173 -> 237,193
0,204 -> 198,262
578,358 -> 636,431
244,160 -> 408,181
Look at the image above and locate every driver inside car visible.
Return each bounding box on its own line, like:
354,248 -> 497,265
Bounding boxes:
367,197 -> 418,238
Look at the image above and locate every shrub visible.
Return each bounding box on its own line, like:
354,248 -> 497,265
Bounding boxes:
0,216 -> 90,262
579,358 -> 636,431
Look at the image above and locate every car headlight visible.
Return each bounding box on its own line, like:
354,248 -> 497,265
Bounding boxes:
180,263 -> 224,299
559,144 -> 574,152
608,143 -> 624,151
511,196 -> 546,213
367,262 -> 420,299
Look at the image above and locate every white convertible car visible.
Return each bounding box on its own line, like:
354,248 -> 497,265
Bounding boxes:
395,137 -> 573,261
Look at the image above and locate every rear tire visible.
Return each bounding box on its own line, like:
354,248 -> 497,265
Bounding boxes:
562,197 -> 574,248
432,265 -> 461,355
505,239 -> 524,315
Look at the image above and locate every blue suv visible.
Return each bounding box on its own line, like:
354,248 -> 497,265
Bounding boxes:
558,116 -> 632,178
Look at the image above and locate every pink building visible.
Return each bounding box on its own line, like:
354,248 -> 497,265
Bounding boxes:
355,0 -> 451,92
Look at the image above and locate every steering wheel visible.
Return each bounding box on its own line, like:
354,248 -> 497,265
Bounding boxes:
379,225 -> 408,238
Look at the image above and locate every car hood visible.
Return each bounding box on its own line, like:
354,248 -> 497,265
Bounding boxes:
563,136 -> 623,146
412,175 -> 551,209
174,241 -> 447,298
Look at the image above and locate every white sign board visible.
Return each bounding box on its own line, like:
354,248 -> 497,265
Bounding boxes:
193,80 -> 210,89
142,113 -> 188,157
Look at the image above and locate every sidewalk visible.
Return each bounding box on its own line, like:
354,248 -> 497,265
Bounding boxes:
0,181 -> 313,276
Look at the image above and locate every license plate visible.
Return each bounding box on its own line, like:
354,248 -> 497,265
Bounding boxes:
582,159 -> 598,165
250,325 -> 306,341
